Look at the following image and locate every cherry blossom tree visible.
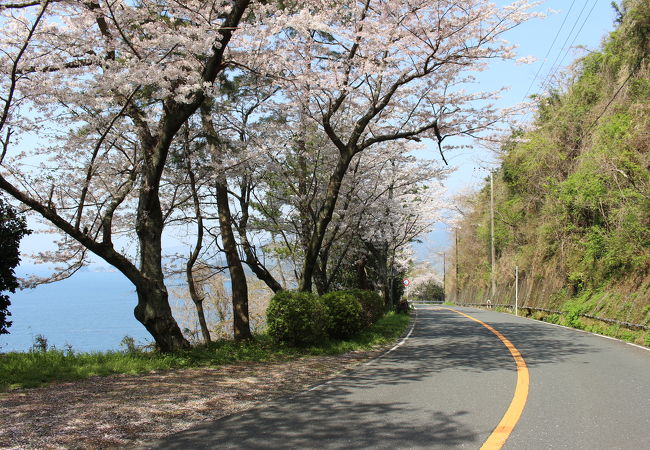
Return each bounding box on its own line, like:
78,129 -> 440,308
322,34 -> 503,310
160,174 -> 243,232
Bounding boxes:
243,0 -> 540,291
232,114 -> 449,301
0,0 -> 253,351
0,0 -> 541,349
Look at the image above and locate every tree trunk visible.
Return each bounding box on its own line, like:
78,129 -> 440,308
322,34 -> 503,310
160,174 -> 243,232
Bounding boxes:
194,298 -> 211,344
215,176 -> 252,341
135,167 -> 190,352
187,265 -> 211,344
134,281 -> 189,352
240,237 -> 283,293
236,185 -> 283,293
357,257 -> 370,290
299,150 -> 354,292
184,131 -> 211,344
201,103 -> 252,340
313,260 -> 327,295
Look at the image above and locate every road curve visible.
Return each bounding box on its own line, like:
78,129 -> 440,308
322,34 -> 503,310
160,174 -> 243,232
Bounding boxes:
154,307 -> 650,449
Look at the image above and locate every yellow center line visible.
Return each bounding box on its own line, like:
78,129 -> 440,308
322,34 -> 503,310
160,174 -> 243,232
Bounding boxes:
436,307 -> 529,450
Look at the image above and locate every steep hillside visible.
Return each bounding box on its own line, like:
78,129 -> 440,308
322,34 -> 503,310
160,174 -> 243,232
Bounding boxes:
451,0 -> 650,340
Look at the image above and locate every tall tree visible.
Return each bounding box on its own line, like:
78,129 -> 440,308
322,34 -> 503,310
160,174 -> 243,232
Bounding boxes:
0,0 -> 252,351
245,0 -> 539,291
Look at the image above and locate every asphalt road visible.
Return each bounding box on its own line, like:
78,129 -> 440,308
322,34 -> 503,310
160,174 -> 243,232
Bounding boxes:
155,306 -> 650,449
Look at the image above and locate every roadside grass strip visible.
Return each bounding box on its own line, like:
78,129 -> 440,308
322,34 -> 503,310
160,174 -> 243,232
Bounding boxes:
0,312 -> 410,392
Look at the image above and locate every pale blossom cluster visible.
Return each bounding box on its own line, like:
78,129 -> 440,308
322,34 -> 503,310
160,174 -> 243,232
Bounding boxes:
0,1 -> 543,342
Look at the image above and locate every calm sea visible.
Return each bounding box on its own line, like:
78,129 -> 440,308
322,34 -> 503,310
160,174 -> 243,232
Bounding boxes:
0,268 -> 153,353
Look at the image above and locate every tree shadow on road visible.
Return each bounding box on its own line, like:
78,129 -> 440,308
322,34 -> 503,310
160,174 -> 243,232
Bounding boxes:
330,308 -> 596,390
155,396 -> 477,449
154,308 -> 596,449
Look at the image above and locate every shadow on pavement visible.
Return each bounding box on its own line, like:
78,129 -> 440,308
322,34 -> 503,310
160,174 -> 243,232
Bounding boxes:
156,397 -> 476,449
154,308 -> 595,448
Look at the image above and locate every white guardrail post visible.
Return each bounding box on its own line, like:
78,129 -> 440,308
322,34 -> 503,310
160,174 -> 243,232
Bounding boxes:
515,265 -> 519,317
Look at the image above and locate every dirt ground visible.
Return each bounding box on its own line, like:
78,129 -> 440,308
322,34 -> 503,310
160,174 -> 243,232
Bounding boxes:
1,350 -> 382,449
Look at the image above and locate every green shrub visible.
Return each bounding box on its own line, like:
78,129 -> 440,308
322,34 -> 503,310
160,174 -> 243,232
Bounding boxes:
266,291 -> 327,346
31,334 -> 49,353
321,291 -> 363,339
346,289 -> 385,326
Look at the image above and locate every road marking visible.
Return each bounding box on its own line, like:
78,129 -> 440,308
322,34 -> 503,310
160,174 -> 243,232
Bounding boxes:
364,309 -> 418,366
308,311 -> 418,392
438,307 -> 529,450
497,309 -> 650,352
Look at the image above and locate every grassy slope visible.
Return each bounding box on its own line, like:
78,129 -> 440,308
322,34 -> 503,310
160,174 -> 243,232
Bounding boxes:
0,312 -> 410,391
451,0 -> 650,345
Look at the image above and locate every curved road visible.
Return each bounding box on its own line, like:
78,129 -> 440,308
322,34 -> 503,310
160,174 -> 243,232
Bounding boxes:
156,306 -> 650,449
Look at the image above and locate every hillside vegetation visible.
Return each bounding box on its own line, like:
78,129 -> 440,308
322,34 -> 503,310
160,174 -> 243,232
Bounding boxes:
452,0 -> 650,341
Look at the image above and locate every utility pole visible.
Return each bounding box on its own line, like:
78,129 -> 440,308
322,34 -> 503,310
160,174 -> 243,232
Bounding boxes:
455,228 -> 460,303
490,172 -> 496,300
443,252 -> 446,301
437,251 -> 446,302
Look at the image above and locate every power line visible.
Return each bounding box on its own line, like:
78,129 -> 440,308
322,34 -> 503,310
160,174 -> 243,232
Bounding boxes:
542,0 -> 599,92
536,0 -> 591,95
522,0 -> 578,100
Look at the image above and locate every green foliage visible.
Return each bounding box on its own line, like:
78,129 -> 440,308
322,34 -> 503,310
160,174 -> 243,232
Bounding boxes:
0,312 -> 411,391
266,291 -> 327,346
31,334 -> 49,353
119,335 -> 141,354
412,280 -> 445,302
643,304 -> 650,325
628,77 -> 650,100
556,167 -> 607,228
278,312 -> 410,356
321,291 -> 363,339
0,196 -> 32,334
561,297 -> 593,329
346,289 -> 385,327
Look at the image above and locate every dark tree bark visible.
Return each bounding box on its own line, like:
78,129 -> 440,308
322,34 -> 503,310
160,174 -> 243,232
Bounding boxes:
215,175 -> 252,340
135,157 -> 191,351
235,178 -> 283,293
299,149 -> 354,292
201,104 -> 252,341
183,130 -> 211,344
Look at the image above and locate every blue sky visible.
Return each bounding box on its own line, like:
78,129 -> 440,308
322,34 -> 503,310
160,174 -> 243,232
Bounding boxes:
444,0 -> 616,192
418,0 -> 617,263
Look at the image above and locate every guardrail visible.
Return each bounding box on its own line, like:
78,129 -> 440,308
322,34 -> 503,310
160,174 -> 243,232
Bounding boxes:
410,299 -> 444,305
463,303 -> 649,331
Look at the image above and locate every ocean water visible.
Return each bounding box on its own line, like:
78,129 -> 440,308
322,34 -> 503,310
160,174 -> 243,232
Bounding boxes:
0,269 -> 153,353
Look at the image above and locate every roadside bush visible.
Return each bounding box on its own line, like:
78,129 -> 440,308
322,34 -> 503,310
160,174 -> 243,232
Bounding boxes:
321,291 -> 363,339
266,291 -> 327,346
346,289 -> 385,327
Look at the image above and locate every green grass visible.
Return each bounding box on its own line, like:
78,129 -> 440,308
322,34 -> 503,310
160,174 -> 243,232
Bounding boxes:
527,310 -> 649,347
0,312 -> 411,392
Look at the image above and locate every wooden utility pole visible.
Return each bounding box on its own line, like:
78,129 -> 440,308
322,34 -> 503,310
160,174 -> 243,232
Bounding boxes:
490,172 -> 496,300
455,228 -> 460,302
443,252 -> 446,301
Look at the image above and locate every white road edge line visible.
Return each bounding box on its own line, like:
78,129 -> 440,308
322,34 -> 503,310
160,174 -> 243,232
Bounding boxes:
306,310 -> 418,392
468,306 -> 650,353
364,308 -> 418,365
